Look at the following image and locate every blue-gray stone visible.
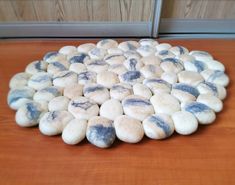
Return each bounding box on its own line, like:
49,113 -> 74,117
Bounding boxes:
51,61 -> 67,71
203,82 -> 218,95
177,46 -> 185,55
8,89 -> 33,105
69,53 -> 88,64
40,87 -> 61,96
88,60 -> 106,66
26,102 -> 41,120
144,78 -> 171,88
128,58 -> 137,70
127,42 -> 137,50
78,71 -> 94,81
185,102 -> 211,114
148,115 -> 172,136
121,71 -> 141,82
104,54 -> 122,61
71,101 -> 94,110
208,70 -> 224,81
123,98 -> 151,107
31,74 -> 51,82
192,60 -> 206,72
53,71 -> 72,80
87,124 -> 115,147
43,51 -> 58,61
158,50 -> 169,55
84,85 -> 104,94
173,83 -> 199,97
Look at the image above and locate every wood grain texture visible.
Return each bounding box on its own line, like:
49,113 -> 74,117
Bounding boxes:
162,0 -> 235,19
0,39 -> 235,185
0,0 -> 154,22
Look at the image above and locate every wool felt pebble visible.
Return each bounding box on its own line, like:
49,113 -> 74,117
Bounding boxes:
114,115 -> 144,143
9,72 -> 32,89
8,86 -> 35,110
122,95 -> 154,121
100,99 -> 123,120
68,97 -> 99,120
62,119 -> 87,145
39,110 -> 74,136
25,60 -> 48,75
172,111 -> 198,135
83,83 -> 110,105
143,113 -> 174,139
15,101 -> 45,127
86,116 -> 116,148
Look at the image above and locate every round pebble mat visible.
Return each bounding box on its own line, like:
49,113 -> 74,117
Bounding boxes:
7,39 -> 229,148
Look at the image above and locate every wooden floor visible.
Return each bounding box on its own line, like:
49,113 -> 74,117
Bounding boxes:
0,39 -> 235,185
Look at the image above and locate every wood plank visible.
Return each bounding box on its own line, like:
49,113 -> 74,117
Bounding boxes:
0,0 -> 154,22
162,0 -> 235,19
0,39 -> 235,185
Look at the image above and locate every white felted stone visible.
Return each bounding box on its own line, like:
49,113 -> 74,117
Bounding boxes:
160,58 -> 184,73
107,47 -> 123,55
171,83 -> 199,103
110,83 -> 132,101
86,116 -> 116,148
77,71 -> 96,85
33,86 -> 62,102
68,97 -> 99,120
9,72 -> 31,89
104,54 -> 126,65
183,102 -> 216,125
114,115 -> 144,143
197,82 -> 227,100
197,94 -> 223,112
69,63 -> 87,74
140,64 -> 163,78
108,64 -> 127,75
150,92 -> 180,115
133,83 -> 152,99
155,43 -> 172,51
48,96 -> 69,111
47,60 -> 69,75
161,72 -> 178,84
122,95 -> 154,121
63,84 -> 83,100
97,39 -> 118,49
119,71 -> 144,85
83,83 -> 110,105
139,39 -> 159,47
202,60 -> 225,72
39,111 -> 74,136
62,119 -> 87,145
118,41 -> 140,52
137,45 -> 155,57
86,59 -> 109,73
53,71 -> 77,88
28,72 -> 52,90
143,78 -> 171,94
143,113 -> 174,139
59,45 -> 77,55
156,50 -> 176,59
178,71 -> 204,86
25,60 -> 48,75
201,69 -> 229,87
43,51 -> 66,63
100,99 -> 123,120
8,87 -> 35,110
88,47 -> 107,60
140,55 -> 161,66
183,60 -> 208,73
15,101 -> 45,127
169,46 -> 189,56
124,57 -> 143,71
97,71 -> 119,88
172,111 -> 198,135
189,50 -> 213,63
77,43 -> 96,53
